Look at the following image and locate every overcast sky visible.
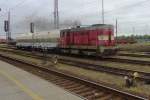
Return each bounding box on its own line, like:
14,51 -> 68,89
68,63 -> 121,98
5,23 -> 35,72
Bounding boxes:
0,0 -> 150,38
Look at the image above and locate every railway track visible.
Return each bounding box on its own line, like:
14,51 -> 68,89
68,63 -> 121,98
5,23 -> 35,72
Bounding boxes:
118,53 -> 150,58
104,57 -> 150,66
0,48 -> 150,83
59,58 -> 150,82
0,53 -> 148,100
0,46 -> 150,66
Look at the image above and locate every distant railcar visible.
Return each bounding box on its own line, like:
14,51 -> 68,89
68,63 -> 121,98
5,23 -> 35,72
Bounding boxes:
16,24 -> 117,56
116,38 -> 137,44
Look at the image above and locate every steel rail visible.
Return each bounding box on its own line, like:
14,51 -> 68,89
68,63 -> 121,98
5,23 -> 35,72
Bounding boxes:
118,53 -> 150,58
105,57 -> 150,66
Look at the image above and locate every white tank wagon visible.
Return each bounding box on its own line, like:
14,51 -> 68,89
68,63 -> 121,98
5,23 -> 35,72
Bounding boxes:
16,30 -> 60,50
16,33 -> 33,48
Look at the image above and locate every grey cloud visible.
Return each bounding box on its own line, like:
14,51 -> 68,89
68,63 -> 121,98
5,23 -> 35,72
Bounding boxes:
0,0 -> 150,37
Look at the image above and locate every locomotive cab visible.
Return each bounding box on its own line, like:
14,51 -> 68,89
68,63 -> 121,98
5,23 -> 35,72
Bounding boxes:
59,24 -> 118,57
97,25 -> 117,56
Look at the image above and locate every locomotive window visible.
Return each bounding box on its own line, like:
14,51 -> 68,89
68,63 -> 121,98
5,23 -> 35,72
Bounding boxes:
98,35 -> 109,40
98,35 -> 104,40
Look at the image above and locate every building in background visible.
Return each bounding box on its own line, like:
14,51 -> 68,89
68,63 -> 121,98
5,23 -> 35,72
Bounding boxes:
0,36 -> 6,44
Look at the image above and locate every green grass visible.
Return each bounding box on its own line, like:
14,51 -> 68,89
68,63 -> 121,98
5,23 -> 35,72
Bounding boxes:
57,63 -> 124,86
127,85 -> 150,96
55,64 -> 150,96
61,56 -> 150,73
118,42 -> 150,52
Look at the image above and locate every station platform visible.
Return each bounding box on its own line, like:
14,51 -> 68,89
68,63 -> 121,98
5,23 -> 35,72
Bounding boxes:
0,60 -> 83,100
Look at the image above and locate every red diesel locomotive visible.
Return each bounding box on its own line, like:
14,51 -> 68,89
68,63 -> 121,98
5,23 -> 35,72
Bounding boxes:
59,24 -> 117,56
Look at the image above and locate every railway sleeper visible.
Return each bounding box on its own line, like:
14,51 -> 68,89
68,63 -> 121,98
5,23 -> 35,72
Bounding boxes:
66,84 -> 81,90
80,90 -> 99,97
95,94 -> 113,100
53,80 -> 72,85
69,85 -> 86,91
50,78 -> 68,83
58,81 -> 77,87
74,87 -> 93,94
85,92 -> 106,100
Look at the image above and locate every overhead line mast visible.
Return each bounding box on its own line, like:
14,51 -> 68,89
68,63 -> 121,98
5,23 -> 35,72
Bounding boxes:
102,0 -> 104,24
8,10 -> 11,42
54,0 -> 59,29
